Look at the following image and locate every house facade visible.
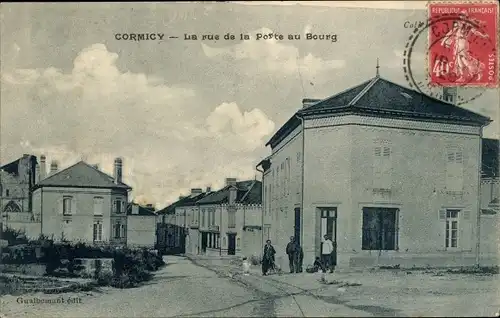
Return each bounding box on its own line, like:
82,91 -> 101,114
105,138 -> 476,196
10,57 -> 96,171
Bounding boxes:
479,138 -> 499,263
127,203 -> 157,248
155,189 -> 209,254
194,178 -> 262,257
156,179 -> 263,258
32,158 -> 132,244
258,74 -> 491,270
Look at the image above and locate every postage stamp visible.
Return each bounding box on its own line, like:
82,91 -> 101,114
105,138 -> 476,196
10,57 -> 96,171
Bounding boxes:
427,2 -> 498,87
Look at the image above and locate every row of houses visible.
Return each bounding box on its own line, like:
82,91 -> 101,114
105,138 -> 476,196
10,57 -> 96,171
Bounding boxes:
156,178 -> 263,258
0,156 -> 156,248
156,72 -> 499,269
3,70 -> 499,269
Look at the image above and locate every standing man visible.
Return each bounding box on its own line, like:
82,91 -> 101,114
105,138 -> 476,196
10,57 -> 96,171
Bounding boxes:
262,239 -> 276,276
294,241 -> 304,273
286,236 -> 296,273
321,234 -> 334,273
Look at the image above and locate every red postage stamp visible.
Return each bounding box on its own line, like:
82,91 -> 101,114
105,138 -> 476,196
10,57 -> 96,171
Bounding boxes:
428,2 -> 498,87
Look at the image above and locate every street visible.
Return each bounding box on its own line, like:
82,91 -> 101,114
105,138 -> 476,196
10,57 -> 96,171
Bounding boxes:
1,256 -> 499,317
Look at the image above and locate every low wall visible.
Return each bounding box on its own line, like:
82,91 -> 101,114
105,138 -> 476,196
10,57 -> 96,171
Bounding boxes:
73,258 -> 113,278
3,221 -> 41,239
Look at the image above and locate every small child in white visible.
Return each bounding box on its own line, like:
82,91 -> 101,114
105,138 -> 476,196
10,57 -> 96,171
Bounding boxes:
242,257 -> 251,276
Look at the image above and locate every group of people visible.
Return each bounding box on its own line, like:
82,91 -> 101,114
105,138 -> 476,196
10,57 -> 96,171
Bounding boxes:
260,234 -> 336,276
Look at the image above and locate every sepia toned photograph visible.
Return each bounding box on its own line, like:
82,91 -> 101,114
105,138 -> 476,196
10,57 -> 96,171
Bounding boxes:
0,1 -> 499,317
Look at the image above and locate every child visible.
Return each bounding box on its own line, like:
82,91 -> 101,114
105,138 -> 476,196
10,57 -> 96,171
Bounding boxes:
313,257 -> 324,272
242,257 -> 251,276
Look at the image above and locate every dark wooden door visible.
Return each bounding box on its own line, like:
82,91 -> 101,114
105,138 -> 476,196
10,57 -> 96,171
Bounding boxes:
201,232 -> 207,253
294,208 -> 301,246
227,233 -> 236,255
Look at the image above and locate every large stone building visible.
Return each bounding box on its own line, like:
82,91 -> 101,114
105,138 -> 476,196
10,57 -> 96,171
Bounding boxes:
32,158 -> 132,244
257,73 -> 492,270
1,154 -> 40,237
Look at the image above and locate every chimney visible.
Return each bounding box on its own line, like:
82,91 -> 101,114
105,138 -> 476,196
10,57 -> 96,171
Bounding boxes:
91,164 -> 99,170
302,98 -> 321,108
132,204 -> 139,215
146,203 -> 155,211
226,178 -> 237,205
114,158 -> 123,184
206,186 -> 212,193
190,188 -> 203,198
35,164 -> 40,184
50,160 -> 58,175
225,178 -> 237,187
40,155 -> 46,179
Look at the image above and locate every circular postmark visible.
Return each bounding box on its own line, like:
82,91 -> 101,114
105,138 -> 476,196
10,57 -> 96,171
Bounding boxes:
403,12 -> 497,105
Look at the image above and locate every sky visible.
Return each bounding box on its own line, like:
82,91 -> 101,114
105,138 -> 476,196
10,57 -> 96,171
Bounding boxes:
1,2 -> 498,208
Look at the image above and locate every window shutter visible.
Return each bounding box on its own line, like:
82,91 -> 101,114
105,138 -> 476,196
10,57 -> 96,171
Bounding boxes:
461,210 -> 472,250
439,209 -> 446,220
121,201 -> 126,214
383,147 -> 391,157
71,198 -> 76,215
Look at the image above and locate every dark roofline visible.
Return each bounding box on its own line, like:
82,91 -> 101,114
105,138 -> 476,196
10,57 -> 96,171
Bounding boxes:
156,192 -> 208,215
33,161 -> 132,190
266,76 -> 491,149
127,203 -> 157,216
197,180 -> 259,205
32,184 -> 131,191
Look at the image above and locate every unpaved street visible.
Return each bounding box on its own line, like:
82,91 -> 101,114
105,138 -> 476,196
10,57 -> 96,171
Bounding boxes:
1,256 -> 499,317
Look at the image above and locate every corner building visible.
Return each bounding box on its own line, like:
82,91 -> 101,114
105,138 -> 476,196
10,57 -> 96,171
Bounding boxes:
258,74 -> 491,270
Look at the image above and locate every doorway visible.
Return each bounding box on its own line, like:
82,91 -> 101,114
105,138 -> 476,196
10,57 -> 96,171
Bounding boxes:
201,232 -> 207,254
319,207 -> 337,260
294,207 -> 301,246
227,233 -> 236,255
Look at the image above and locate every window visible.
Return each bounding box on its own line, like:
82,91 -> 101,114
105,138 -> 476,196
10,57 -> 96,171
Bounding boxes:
114,199 -> 124,213
264,185 -> 267,215
281,162 -> 285,196
211,208 -> 216,225
228,208 -> 236,228
287,157 -> 291,195
5,189 -> 10,197
362,207 -> 399,250
121,224 -> 126,238
93,197 -> 104,215
373,145 -> 392,189
441,209 -> 460,248
201,209 -> 205,227
276,167 -> 280,198
319,208 -> 336,248
93,222 -> 103,242
63,196 -> 72,215
114,223 -> 121,238
3,201 -> 21,212
446,149 -> 464,192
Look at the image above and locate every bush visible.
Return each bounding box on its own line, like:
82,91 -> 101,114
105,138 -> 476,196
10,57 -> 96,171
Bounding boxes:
1,227 -> 29,246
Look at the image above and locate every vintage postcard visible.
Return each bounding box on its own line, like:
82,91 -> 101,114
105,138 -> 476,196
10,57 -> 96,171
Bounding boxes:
0,1 -> 499,317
